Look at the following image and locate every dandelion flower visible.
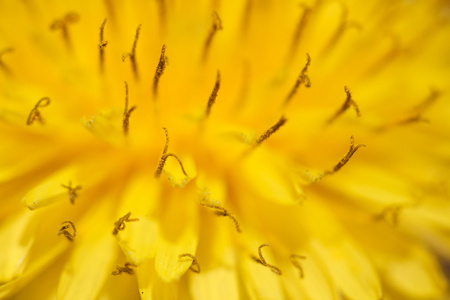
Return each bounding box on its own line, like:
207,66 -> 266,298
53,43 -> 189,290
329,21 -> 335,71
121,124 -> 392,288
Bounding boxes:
1,0 -> 450,299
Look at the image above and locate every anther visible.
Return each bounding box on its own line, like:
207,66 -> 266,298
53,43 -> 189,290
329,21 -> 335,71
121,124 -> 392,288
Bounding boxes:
58,221 -> 77,241
154,128 -> 188,178
50,12 -> 80,50
327,86 -> 361,124
112,212 -> 139,235
153,44 -> 168,98
122,81 -> 137,135
61,181 -> 82,204
179,253 -> 201,273
205,71 -> 221,117
122,24 -> 142,80
0,47 -> 14,75
289,5 -> 312,60
285,53 -> 311,105
290,254 -> 306,279
99,19 -> 108,73
252,244 -> 282,275
255,116 -> 287,145
27,97 -> 51,125
325,136 -> 365,175
202,11 -> 223,62
112,262 -> 136,275
200,202 -> 241,233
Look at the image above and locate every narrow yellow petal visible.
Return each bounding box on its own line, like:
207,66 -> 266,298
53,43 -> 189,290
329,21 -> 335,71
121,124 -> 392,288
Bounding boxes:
117,216 -> 159,266
238,148 -> 304,205
384,246 -> 448,299
311,240 -> 382,300
154,188 -> 199,282
136,260 -> 155,300
0,212 -> 34,283
189,267 -> 239,300
22,167 -> 79,210
240,251 -> 285,300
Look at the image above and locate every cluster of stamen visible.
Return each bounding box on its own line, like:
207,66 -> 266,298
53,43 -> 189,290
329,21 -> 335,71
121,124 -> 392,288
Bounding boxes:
203,11 -> 223,62
50,12 -> 80,50
326,86 -> 360,124
98,19 -> 108,72
154,128 -> 188,178
285,53 -> 311,104
27,97 -> 51,125
324,136 -> 366,175
290,254 -> 306,279
112,262 -> 136,275
251,244 -> 282,275
112,212 -> 139,235
122,25 -> 142,80
200,202 -> 241,233
122,81 -> 137,135
255,116 -> 287,145
153,44 -> 168,98
58,221 -> 77,241
61,181 -> 82,205
205,71 -> 221,117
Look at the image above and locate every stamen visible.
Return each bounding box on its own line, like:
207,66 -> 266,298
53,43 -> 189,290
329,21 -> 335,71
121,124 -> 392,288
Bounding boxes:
252,244 -> 282,275
321,4 -> 361,56
122,24 -> 142,80
326,86 -> 361,124
285,53 -> 311,105
99,19 -> 108,73
205,71 -> 221,117
325,136 -> 365,175
50,12 -> 80,50
112,212 -> 139,235
414,89 -> 440,112
58,221 -> 77,241
154,128 -> 188,178
122,81 -> 137,135
112,262 -> 136,275
179,253 -> 201,273
373,205 -> 402,226
0,47 -> 14,75
61,181 -> 82,204
203,11 -> 223,62
290,254 -> 306,279
255,116 -> 287,145
27,97 -> 51,125
200,202 -> 241,233
153,44 -> 168,98
289,5 -> 312,60
156,0 -> 167,30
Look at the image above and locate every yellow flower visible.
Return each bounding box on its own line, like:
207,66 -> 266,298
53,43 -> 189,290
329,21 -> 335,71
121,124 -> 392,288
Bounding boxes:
1,0 -> 449,299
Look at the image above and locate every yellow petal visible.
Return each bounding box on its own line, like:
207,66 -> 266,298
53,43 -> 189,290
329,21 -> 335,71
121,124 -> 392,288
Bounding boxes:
311,240 -> 383,300
154,188 -> 199,282
22,165 -> 81,210
117,216 -> 159,266
384,246 -> 447,299
240,251 -> 285,300
57,202 -> 117,300
136,260 -> 155,300
189,267 -> 239,300
0,211 -> 34,284
238,148 -> 304,205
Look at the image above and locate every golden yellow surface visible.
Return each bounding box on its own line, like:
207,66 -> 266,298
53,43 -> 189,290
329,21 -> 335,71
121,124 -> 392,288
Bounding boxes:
0,0 -> 450,299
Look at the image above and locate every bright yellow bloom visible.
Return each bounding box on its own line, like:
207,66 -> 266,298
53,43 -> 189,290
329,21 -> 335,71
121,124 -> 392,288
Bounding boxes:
1,0 -> 450,299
